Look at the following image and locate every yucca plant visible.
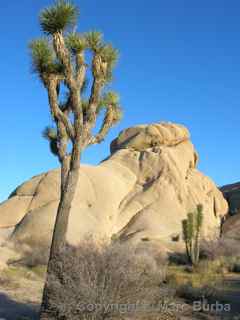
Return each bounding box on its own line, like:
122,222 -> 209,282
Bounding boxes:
29,1 -> 122,319
182,204 -> 204,266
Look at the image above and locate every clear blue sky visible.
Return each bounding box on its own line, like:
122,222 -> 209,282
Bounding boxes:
1,0 -> 240,201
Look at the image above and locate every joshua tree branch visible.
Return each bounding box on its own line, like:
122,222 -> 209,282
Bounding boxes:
89,105 -> 114,145
47,77 -> 75,141
76,52 -> 87,90
53,32 -> 75,86
52,32 -> 84,161
85,53 -> 105,125
53,32 -> 83,124
86,77 -> 103,125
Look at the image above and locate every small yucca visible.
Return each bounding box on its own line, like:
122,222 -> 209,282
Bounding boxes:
182,204 -> 204,266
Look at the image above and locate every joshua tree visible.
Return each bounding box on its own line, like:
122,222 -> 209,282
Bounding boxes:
182,204 -> 203,266
29,1 -> 122,318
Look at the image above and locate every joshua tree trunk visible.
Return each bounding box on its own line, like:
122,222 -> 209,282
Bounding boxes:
41,119 -> 82,318
40,162 -> 80,320
50,166 -> 80,256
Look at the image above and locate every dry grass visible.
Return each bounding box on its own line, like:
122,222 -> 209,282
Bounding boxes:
166,261 -> 225,303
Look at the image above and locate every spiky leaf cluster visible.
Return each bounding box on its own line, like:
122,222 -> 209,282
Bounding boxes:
29,39 -> 63,76
85,31 -> 102,52
42,126 -> 58,140
102,91 -> 119,106
84,32 -> 119,81
101,92 -> 122,124
66,32 -> 86,54
99,45 -> 119,82
100,45 -> 118,66
40,0 -> 78,35
96,92 -> 122,124
42,126 -> 59,156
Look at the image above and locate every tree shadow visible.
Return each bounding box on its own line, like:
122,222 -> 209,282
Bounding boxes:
0,293 -> 39,320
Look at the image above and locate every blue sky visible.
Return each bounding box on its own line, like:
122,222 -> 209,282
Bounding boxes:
0,0 -> 240,201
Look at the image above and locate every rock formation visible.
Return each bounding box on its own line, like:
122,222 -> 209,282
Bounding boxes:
220,182 -> 240,240
0,123 -> 228,254
220,182 -> 240,215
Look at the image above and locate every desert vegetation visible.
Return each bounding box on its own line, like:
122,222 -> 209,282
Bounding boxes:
182,204 -> 203,266
1,1 -> 240,320
1,234 -> 240,319
42,240 -> 167,320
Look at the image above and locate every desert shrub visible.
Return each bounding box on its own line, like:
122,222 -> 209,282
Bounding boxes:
232,261 -> 240,273
222,256 -> 240,273
10,238 -> 50,267
200,237 -> 240,275
44,239 -> 167,320
176,283 -> 217,303
168,252 -> 188,266
200,237 -> 240,261
21,247 -> 49,267
195,260 -> 219,273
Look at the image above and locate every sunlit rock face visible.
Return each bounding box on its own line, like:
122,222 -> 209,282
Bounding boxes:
0,122 -> 228,254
